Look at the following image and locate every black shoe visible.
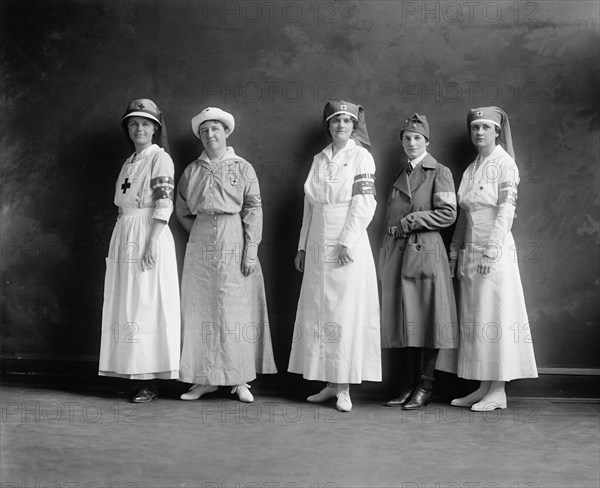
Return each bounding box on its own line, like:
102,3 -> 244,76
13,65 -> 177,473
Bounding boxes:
403,387 -> 432,410
384,387 -> 414,407
132,386 -> 158,403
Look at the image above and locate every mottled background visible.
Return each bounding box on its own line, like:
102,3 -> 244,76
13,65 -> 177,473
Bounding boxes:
1,0 -> 598,376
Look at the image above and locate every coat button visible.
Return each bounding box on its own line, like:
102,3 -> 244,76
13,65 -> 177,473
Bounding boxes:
416,245 -> 421,250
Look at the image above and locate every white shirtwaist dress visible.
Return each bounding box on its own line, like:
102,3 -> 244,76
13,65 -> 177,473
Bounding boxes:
99,144 -> 181,379
288,139 -> 382,384
450,144 -> 537,381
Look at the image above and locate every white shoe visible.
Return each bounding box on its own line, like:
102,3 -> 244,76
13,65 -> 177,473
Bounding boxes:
231,384 -> 254,403
336,391 -> 352,412
180,384 -> 218,401
451,381 -> 491,408
307,383 -> 338,403
471,399 -> 507,411
451,397 -> 479,408
471,382 -> 507,411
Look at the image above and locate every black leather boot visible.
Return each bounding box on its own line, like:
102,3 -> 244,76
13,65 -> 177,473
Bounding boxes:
132,383 -> 158,403
384,386 -> 415,407
385,347 -> 418,407
403,375 -> 435,410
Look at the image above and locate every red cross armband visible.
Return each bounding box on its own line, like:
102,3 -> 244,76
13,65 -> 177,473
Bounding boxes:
151,176 -> 175,202
243,194 -> 262,208
352,173 -> 376,197
498,181 -> 518,206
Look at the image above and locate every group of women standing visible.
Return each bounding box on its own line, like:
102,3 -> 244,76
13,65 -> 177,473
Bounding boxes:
98,98 -> 537,413
99,101 -> 276,404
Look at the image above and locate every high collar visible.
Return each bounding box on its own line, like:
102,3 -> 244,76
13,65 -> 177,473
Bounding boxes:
407,150 -> 428,168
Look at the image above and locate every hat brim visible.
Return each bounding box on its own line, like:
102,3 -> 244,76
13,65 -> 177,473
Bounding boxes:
325,110 -> 358,122
191,109 -> 235,139
122,112 -> 161,126
469,117 -> 500,127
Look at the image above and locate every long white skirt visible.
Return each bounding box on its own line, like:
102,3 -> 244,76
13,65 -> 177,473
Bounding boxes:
288,202 -> 381,384
99,208 -> 180,379
456,208 -> 537,381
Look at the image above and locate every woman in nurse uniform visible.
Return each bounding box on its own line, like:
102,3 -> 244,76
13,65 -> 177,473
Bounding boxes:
99,99 -> 180,403
288,100 -> 381,412
449,106 -> 537,411
176,107 -> 277,403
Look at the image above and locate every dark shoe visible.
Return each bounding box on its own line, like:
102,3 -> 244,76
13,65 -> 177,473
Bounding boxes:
132,386 -> 158,403
384,387 -> 414,407
403,387 -> 432,410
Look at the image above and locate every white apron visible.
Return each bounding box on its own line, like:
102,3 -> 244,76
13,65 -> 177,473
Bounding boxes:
453,145 -> 537,381
99,146 -> 180,379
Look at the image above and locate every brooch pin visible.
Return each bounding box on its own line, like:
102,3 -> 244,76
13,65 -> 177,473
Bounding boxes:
230,177 -> 239,186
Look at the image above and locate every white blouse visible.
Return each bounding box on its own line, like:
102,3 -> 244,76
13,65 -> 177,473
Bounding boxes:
298,139 -> 377,250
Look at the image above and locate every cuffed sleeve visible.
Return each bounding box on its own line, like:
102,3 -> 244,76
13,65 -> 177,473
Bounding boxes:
175,167 -> 196,233
400,165 -> 457,234
241,162 -> 263,261
450,209 -> 467,260
338,151 -> 377,249
150,152 -> 175,222
486,160 -> 519,257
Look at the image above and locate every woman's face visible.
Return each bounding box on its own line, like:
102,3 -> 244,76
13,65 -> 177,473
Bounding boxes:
128,117 -> 157,150
470,122 -> 498,152
328,115 -> 355,145
198,120 -> 229,153
402,130 -> 429,160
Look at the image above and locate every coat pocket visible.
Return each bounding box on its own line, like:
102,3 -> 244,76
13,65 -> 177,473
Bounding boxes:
401,234 -> 437,279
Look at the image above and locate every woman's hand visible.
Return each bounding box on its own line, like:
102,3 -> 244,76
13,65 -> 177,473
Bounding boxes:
142,238 -> 158,271
477,255 -> 495,275
449,258 -> 457,278
294,250 -> 306,273
338,245 -> 354,266
142,219 -> 167,272
242,258 -> 256,277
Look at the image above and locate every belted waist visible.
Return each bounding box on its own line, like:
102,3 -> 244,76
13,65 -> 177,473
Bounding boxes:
465,207 -> 498,226
121,207 -> 154,217
313,201 -> 351,209
195,212 -> 239,220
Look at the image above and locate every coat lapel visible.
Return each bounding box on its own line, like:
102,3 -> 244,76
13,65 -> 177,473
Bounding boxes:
409,153 -> 436,195
392,166 -> 411,199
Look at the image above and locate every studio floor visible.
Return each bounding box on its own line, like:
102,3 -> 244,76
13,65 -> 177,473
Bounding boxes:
1,380 -> 599,488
